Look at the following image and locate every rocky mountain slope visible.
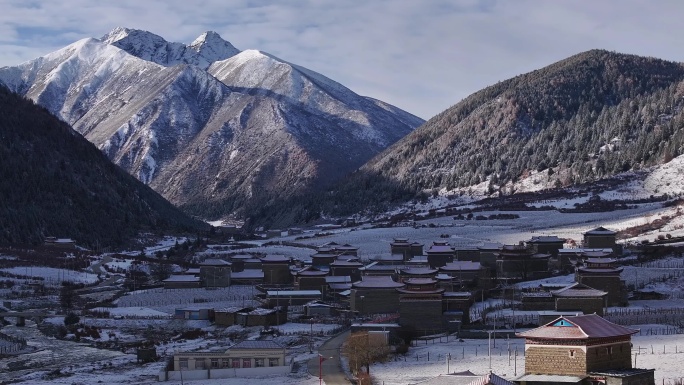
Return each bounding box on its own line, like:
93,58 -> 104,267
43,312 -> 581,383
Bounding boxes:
101,27 -> 240,70
0,28 -> 423,222
0,86 -> 206,247
317,50 -> 684,217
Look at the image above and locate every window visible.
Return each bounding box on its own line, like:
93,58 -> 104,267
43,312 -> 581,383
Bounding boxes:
179,358 -> 188,369
269,358 -> 280,367
195,359 -> 205,369
231,358 -> 240,368
569,350 -> 576,357
255,358 -> 265,367
242,358 -> 252,368
221,359 -> 230,368
211,358 -> 219,368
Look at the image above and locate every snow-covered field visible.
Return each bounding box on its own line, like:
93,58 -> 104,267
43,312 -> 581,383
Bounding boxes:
367,326 -> 684,385
0,266 -> 99,285
270,204 -> 668,260
105,258 -> 135,271
118,236 -> 188,256
199,244 -> 315,261
94,306 -> 172,317
115,286 -> 260,314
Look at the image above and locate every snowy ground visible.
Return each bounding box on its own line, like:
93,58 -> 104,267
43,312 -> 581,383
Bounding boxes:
0,266 -> 99,285
368,326 -> 684,385
118,236 -> 189,256
199,244 -> 315,261
268,204 -> 667,260
0,318 -> 338,385
114,286 -> 260,314
3,160 -> 684,384
428,153 -> 684,212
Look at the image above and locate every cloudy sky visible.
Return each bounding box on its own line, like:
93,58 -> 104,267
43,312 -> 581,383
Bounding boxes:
1,0 -> 683,119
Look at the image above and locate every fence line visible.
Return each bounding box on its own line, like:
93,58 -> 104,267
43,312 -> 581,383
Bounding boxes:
0,331 -> 27,355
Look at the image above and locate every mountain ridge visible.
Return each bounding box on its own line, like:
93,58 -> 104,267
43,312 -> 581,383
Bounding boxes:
363,49 -> 684,186
280,49 -> 684,222
100,27 -> 240,69
0,28 -> 424,223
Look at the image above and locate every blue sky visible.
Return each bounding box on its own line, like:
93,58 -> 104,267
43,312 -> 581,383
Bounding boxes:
1,0 -> 683,119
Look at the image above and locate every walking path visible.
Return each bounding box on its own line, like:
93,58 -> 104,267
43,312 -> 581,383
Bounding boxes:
307,330 -> 351,385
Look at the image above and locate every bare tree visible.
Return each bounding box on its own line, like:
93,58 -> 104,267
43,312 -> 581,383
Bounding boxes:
341,331 -> 391,376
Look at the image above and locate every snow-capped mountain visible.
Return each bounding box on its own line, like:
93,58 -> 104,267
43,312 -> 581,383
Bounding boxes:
101,27 -> 240,69
0,28 -> 424,221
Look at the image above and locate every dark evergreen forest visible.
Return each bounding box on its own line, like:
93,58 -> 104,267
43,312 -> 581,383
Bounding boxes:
0,86 -> 207,247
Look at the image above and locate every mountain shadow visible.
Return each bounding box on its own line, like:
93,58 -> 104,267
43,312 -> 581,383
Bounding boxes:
0,86 -> 207,248
234,169 -> 420,230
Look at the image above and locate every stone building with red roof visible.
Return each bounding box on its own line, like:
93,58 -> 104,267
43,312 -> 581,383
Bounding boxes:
390,238 -> 424,261
551,283 -> 608,316
350,275 -> 405,315
583,227 -> 617,249
576,257 -> 628,306
496,244 -> 550,282
426,241 -> 456,268
516,314 -> 654,385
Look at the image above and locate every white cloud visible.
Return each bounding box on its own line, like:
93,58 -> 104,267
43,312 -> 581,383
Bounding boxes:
1,0 -> 684,119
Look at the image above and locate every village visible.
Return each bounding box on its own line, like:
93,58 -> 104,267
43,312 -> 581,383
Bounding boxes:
155,224 -> 665,385
1,204 -> 684,385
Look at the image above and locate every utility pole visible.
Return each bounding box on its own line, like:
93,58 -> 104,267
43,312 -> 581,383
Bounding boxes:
488,330 -> 492,369
309,319 -> 313,353
514,347 -> 517,376
493,315 -> 497,348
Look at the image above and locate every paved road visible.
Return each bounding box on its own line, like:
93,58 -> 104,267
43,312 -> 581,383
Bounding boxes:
308,330 -> 351,385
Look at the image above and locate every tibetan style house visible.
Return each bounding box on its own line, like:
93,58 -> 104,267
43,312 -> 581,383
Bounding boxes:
516,314 -> 654,385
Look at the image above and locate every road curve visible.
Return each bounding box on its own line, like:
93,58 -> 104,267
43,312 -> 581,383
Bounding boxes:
307,330 -> 351,385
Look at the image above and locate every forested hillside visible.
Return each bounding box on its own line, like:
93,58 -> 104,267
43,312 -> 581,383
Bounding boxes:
247,50 -> 684,226
0,86 -> 207,247
368,49 -> 684,189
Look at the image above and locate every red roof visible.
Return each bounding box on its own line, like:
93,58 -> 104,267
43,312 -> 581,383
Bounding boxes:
517,314 -> 637,340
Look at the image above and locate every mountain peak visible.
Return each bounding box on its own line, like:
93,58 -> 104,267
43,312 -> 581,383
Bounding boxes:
100,27 -> 165,45
188,31 -> 240,63
100,27 -> 239,69
190,31 -> 224,47
100,27 -> 130,44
